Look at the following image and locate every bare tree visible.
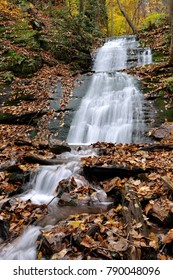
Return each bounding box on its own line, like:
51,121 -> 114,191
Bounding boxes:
116,0 -> 138,34
110,0 -> 115,36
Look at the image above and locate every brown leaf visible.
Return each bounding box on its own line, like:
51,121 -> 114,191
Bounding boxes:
80,235 -> 96,248
109,238 -> 128,252
162,229 -> 173,243
51,249 -> 68,260
149,232 -> 159,250
145,203 -> 153,215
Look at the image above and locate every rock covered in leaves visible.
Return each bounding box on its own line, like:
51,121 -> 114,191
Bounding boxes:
149,122 -> 173,141
0,198 -> 47,241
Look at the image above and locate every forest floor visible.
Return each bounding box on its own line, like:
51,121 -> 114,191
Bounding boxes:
0,5 -> 173,260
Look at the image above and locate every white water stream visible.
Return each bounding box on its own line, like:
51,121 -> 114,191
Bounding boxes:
0,36 -> 152,259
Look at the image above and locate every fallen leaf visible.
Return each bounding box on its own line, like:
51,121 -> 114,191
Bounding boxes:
109,238 -> 128,252
68,220 -> 82,229
80,235 -> 96,248
162,229 -> 173,243
149,232 -> 159,250
37,251 -> 43,260
145,203 -> 153,215
51,249 -> 68,260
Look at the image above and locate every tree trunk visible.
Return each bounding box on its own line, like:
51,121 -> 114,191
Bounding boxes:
110,0 -> 114,36
116,0 -> 138,34
169,0 -> 173,65
79,0 -> 85,13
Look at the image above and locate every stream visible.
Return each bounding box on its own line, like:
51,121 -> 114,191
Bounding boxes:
0,35 -> 152,259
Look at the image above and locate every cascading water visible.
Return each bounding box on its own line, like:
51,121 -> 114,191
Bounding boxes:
0,226 -> 41,260
0,36 -> 152,260
20,148 -> 96,205
67,36 -> 152,144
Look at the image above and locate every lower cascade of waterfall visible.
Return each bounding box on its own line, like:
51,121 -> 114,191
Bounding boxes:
0,36 -> 152,260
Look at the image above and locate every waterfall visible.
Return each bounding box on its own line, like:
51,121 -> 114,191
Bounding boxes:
21,163 -> 77,204
0,36 -> 152,260
67,36 -> 152,144
20,148 -> 96,205
0,226 -> 41,260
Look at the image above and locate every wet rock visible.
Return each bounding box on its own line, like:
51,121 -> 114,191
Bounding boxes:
0,111 -> 46,125
24,153 -> 67,165
58,193 -> 77,207
0,219 -> 10,241
49,139 -> 71,154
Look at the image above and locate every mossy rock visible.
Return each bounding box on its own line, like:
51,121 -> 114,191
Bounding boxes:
0,112 -> 15,123
13,29 -> 40,50
0,49 -> 42,77
10,55 -> 42,77
4,91 -> 36,106
152,52 -> 166,63
164,77 -> 173,92
0,111 -> 45,125
39,35 -> 52,51
0,71 -> 14,83
39,35 -> 91,71
154,97 -> 173,125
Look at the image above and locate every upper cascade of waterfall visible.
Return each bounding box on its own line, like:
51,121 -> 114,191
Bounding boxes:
93,35 -> 152,72
67,36 -> 152,145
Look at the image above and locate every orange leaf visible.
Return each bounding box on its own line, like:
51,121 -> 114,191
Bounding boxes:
163,229 -> 173,243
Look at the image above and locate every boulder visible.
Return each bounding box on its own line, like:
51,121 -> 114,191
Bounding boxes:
149,122 -> 173,141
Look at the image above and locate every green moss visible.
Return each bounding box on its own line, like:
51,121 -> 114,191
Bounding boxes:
0,72 -> 14,83
164,77 -> 173,92
0,112 -> 14,122
0,48 -> 42,77
152,52 -> 166,63
28,129 -> 38,140
13,28 -> 40,50
154,98 -> 173,124
4,90 -> 36,106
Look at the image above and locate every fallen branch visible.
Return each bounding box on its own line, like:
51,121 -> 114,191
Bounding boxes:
140,144 -> 173,152
24,154 -> 68,165
122,183 -> 148,260
162,176 -> 173,193
83,165 -> 152,181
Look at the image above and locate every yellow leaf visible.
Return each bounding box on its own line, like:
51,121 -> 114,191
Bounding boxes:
37,252 -> 43,260
19,165 -> 27,171
69,220 -> 82,228
29,3 -> 35,9
149,232 -> 159,250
